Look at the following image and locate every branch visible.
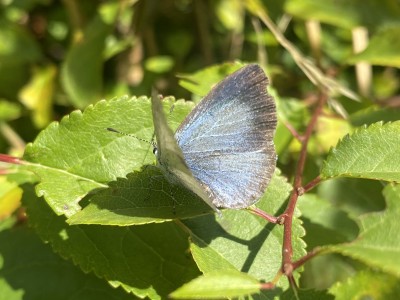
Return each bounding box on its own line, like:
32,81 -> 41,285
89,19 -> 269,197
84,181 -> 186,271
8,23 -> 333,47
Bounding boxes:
248,207 -> 282,224
281,92 -> 327,276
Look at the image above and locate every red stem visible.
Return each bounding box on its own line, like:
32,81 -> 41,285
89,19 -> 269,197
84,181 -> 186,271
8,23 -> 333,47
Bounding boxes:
0,153 -> 21,164
281,93 -> 327,276
248,207 -> 280,224
284,121 -> 303,142
260,282 -> 275,290
303,175 -> 322,193
292,247 -> 322,270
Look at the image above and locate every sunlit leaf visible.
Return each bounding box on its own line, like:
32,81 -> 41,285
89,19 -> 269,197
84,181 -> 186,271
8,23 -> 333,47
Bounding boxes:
21,96 -> 156,217
322,121 -> 400,182
19,65 -> 56,128
0,177 -> 22,220
170,270 -> 261,299
145,56 -> 174,73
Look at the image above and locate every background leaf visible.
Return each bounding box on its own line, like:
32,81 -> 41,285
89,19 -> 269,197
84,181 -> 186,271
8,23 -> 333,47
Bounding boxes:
285,0 -> 400,30
0,100 -> 21,122
0,177 -> 22,220
298,194 -> 359,248
326,184 -> 400,276
0,219 -> 133,300
61,2 -> 118,108
329,269 -> 400,300
178,62 -> 244,99
317,178 -> 386,217
19,65 -> 57,128
347,26 -> 400,67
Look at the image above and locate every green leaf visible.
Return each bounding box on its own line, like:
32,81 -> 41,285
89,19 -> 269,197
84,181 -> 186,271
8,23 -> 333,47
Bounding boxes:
347,26 -> 400,68
0,171 -> 36,220
0,21 -> 40,99
321,121 -> 400,182
67,167 -> 212,226
300,254 -> 357,291
285,0 -> 400,30
314,114 -> 352,153
329,269 -> 400,300
21,96 -> 155,217
298,194 -> 359,248
0,100 -> 21,121
274,95 -> 309,156
350,106 -> 400,127
145,56 -> 174,73
61,2 -> 118,108
0,224 -> 133,300
326,184 -> 400,276
19,64 -> 57,128
281,288 -> 334,300
285,0 -> 356,29
189,234 -> 238,273
0,176 -> 22,220
317,178 -> 386,217
22,184 -> 201,300
214,0 -> 244,32
0,20 -> 41,64
183,171 -> 306,291
170,270 -> 261,299
178,62 -> 244,98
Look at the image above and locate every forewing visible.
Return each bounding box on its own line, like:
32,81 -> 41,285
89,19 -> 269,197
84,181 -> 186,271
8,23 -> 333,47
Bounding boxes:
175,64 -> 277,208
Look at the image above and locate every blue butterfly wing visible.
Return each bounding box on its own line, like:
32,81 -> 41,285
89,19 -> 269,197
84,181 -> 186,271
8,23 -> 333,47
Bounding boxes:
175,64 -> 277,208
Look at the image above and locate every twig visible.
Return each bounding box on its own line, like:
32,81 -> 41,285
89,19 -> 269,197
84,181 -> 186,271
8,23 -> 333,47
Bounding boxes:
260,282 -> 275,290
251,17 -> 268,68
248,207 -> 281,224
283,121 -> 303,142
280,92 -> 327,277
303,175 -> 322,193
0,123 -> 26,153
0,153 -> 22,164
292,247 -> 322,270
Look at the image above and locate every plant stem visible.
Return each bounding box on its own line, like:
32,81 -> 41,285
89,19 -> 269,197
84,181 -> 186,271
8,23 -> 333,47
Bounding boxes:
281,92 -> 327,276
248,207 -> 281,224
292,247 -> 322,270
0,153 -> 21,164
284,121 -> 303,142
303,175 -> 322,193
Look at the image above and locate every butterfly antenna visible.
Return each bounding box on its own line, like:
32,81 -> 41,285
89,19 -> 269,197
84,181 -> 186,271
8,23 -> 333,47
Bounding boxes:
107,127 -> 156,148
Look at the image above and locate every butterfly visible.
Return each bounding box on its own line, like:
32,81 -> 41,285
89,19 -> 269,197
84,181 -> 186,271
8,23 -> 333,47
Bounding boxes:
151,64 -> 277,212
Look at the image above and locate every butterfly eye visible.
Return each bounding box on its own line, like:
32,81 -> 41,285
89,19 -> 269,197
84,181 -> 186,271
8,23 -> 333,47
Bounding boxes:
153,147 -> 158,156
